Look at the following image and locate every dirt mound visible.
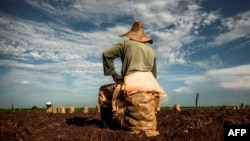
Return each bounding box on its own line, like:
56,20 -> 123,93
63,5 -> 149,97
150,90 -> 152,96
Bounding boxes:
1,108 -> 249,141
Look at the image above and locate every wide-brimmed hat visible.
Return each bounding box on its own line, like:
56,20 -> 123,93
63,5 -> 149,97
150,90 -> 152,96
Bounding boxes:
119,21 -> 153,44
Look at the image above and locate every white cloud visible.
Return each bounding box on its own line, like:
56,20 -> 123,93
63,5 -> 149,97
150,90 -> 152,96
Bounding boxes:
25,0 -> 135,23
174,87 -> 191,93
207,65 -> 250,90
171,64 -> 250,92
0,1 -> 236,87
208,64 -> 250,76
0,60 -> 103,75
202,12 -> 219,26
220,76 -> 250,90
13,80 -> 30,85
212,11 -> 250,45
192,54 -> 223,69
0,13 -> 122,64
1,0 -> 223,66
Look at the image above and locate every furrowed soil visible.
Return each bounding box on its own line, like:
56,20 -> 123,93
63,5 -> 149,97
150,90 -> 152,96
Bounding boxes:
1,108 -> 249,141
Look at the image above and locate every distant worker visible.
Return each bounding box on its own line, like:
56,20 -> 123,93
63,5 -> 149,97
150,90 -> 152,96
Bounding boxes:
46,101 -> 52,109
98,21 -> 167,137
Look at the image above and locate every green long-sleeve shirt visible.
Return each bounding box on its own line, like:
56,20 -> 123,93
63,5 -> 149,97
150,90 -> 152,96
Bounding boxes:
102,40 -> 157,78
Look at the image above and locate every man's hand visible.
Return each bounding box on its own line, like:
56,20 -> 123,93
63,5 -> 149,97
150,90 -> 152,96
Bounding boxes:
112,73 -> 123,82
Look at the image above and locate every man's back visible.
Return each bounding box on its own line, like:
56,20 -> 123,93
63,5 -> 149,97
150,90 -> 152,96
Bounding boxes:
121,40 -> 156,76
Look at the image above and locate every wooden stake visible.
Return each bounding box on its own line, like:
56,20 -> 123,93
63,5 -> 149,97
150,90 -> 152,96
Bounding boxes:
195,92 -> 199,110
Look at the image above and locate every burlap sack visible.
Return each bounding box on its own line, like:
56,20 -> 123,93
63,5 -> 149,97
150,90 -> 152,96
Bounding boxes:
124,91 -> 155,105
98,77 -> 163,137
112,82 -> 126,112
124,72 -> 166,97
124,92 -> 159,137
125,110 -> 155,122
125,118 -> 156,129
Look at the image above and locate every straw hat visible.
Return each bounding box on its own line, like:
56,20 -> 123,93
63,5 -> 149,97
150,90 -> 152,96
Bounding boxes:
119,21 -> 153,44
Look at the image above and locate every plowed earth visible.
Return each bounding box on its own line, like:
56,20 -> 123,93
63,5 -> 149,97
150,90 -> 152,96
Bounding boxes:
1,108 -> 249,141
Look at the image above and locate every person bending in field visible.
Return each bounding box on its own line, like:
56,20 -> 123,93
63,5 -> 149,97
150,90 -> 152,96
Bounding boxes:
98,21 -> 167,137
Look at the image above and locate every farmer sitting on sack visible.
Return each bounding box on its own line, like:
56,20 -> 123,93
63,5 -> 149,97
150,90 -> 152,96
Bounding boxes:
98,21 -> 167,137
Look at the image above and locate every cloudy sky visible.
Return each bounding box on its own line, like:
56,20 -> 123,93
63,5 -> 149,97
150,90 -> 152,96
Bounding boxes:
0,0 -> 250,109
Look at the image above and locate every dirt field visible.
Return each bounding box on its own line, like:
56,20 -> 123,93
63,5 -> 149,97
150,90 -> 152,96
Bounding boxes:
1,108 -> 249,141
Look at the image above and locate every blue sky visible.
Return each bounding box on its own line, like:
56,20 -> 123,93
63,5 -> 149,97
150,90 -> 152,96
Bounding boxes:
0,0 -> 250,109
